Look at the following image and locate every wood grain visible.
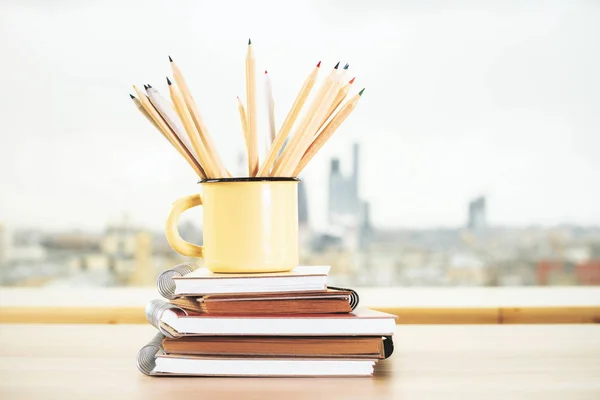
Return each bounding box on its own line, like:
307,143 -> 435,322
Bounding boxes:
1,306 -> 599,324
501,306 -> 600,324
0,324 -> 598,399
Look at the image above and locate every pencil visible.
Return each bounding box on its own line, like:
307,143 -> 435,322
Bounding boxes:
272,62 -> 341,176
245,39 -> 259,177
167,77 -> 217,178
236,96 -> 251,175
169,56 -> 230,177
278,71 -> 343,176
257,61 -> 320,177
265,70 -> 276,144
317,77 -> 354,134
130,93 -> 161,133
293,89 -> 364,176
145,85 -> 199,164
130,89 -> 206,179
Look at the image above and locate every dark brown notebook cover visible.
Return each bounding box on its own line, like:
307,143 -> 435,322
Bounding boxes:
162,336 -> 392,359
171,289 -> 353,314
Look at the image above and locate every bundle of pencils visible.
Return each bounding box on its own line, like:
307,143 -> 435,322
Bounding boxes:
130,40 -> 364,179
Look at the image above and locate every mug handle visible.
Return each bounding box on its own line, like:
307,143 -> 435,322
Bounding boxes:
165,194 -> 204,258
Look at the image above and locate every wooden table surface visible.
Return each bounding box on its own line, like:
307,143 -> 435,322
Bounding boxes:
0,324 -> 599,400
2,287 -> 599,324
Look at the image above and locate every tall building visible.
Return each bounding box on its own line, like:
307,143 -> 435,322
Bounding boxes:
467,196 -> 487,230
358,201 -> 373,250
328,149 -> 360,224
326,143 -> 371,250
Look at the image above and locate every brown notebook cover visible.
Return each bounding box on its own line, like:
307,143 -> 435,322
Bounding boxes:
171,289 -> 353,314
162,336 -> 387,359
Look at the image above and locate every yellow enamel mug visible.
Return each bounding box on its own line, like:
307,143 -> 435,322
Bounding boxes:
165,177 -> 299,273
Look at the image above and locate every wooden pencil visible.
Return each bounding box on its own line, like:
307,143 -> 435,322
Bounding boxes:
130,93 -> 162,133
293,89 -> 364,176
272,62 -> 341,176
145,85 -> 199,164
256,61 -> 320,177
130,89 -> 206,179
265,70 -> 276,146
245,39 -> 259,177
279,72 -> 343,176
167,77 -> 217,178
236,96 -> 251,176
169,56 -> 230,177
317,77 -> 354,135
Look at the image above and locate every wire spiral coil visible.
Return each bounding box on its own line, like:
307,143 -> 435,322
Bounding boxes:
156,262 -> 199,299
145,299 -> 186,338
136,332 -> 165,375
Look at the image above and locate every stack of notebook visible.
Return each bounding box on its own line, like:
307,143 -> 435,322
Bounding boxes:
137,264 -> 397,377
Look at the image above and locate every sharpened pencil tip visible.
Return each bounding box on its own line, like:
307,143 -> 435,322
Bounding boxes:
343,63 -> 349,70
359,88 -> 365,96
147,84 -> 152,89
143,84 -> 148,90
349,77 -> 355,84
334,61 -> 340,69
317,61 -> 321,68
265,70 -> 268,74
168,55 -> 173,62
166,77 -> 171,85
129,94 -> 135,99
248,38 -> 251,45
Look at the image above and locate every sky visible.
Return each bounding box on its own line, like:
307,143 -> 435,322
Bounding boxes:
0,0 -> 599,232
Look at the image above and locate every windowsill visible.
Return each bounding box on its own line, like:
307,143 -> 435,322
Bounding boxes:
1,286 -> 599,324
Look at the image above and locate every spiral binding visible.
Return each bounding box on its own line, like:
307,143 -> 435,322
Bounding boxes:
145,299 -> 186,338
327,285 -> 360,310
136,332 -> 165,376
156,263 -> 360,310
156,262 -> 199,299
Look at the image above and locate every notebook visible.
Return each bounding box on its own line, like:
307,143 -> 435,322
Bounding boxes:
146,299 -> 397,338
170,289 -> 358,314
137,333 -> 379,377
162,335 -> 394,359
159,263 -> 330,296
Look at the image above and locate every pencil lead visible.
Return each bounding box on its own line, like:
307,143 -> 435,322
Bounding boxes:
166,77 -> 172,85
317,61 -> 321,68
147,84 -> 152,89
334,61 -> 340,69
168,55 -> 173,62
248,38 -> 252,45
343,63 -> 349,70
349,77 -> 355,84
265,70 -> 268,74
129,94 -> 135,99
359,88 -> 365,96
143,84 -> 148,90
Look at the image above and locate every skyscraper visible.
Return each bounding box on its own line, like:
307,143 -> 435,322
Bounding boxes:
328,157 -> 359,223
467,196 -> 487,230
358,201 -> 373,250
325,143 -> 372,250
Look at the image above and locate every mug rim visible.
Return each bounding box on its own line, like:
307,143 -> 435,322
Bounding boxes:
199,177 -> 300,183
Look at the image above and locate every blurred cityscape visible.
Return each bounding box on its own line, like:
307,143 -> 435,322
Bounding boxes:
1,143 -> 599,288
